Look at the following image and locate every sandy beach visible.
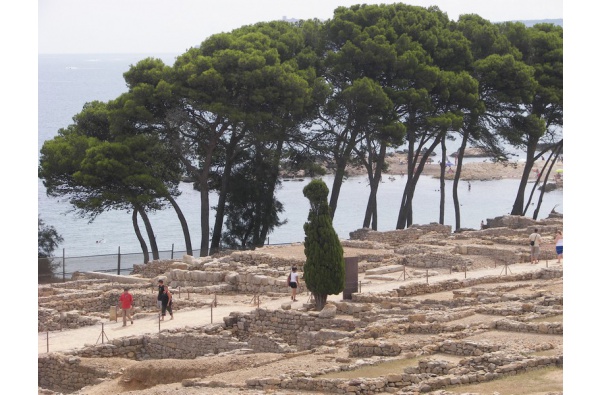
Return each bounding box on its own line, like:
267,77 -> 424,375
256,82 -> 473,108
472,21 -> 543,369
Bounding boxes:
341,152 -> 563,182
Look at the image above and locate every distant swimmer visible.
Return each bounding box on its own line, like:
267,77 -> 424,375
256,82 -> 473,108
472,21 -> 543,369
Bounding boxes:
96,239 -> 105,244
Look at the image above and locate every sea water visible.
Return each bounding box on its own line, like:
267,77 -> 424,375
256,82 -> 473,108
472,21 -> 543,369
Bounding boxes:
38,54 -> 563,263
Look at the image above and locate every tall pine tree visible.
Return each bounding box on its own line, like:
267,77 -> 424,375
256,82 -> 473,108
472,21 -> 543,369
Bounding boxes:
302,179 -> 345,310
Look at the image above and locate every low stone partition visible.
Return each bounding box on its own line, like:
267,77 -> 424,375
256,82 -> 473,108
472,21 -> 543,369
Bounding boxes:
453,244 -> 520,264
475,302 -> 563,317
241,353 -> 560,394
352,268 -> 562,301
402,251 -> 472,269
348,338 -> 429,357
248,333 -> 296,353
349,224 -> 451,247
437,339 -> 501,356
224,308 -> 362,346
130,259 -> 182,278
38,353 -> 116,394
198,249 -> 305,271
38,307 -> 102,332
56,326 -> 248,360
492,318 -> 563,335
165,268 -> 290,294
484,214 -> 562,230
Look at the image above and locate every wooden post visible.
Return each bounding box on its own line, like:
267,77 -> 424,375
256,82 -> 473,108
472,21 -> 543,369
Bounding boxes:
109,305 -> 117,322
62,248 -> 65,283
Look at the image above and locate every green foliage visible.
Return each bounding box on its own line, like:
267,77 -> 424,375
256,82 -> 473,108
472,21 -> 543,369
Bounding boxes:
220,152 -> 287,249
38,5 -> 563,258
38,217 -> 64,281
302,179 -> 345,309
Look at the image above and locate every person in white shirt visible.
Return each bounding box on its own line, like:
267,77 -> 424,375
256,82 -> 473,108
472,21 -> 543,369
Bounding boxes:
289,266 -> 299,302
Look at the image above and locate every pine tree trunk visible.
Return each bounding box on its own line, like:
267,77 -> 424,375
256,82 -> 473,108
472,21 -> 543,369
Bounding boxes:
138,207 -> 159,260
313,293 -> 328,311
132,207 -> 150,264
166,195 -> 193,256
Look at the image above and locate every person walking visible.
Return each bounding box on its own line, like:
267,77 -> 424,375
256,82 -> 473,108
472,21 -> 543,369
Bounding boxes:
529,228 -> 543,264
118,287 -> 134,327
289,266 -> 299,302
157,279 -> 165,310
161,285 -> 174,320
554,230 -> 563,263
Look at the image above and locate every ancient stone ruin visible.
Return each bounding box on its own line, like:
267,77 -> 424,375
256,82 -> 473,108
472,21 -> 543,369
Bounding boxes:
38,215 -> 563,394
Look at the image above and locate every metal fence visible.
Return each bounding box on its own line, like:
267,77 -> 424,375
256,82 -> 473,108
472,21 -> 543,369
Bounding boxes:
39,245 -> 203,282
39,241 -> 294,283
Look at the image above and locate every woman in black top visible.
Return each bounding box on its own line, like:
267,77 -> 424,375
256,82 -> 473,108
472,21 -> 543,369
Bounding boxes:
157,279 -> 165,309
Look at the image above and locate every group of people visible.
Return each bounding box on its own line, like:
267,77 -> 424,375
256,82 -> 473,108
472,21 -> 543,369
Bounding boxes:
529,228 -> 563,264
116,279 -> 175,326
118,233 -> 563,325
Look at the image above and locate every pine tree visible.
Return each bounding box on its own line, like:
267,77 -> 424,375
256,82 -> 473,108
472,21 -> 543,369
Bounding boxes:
302,179 -> 345,310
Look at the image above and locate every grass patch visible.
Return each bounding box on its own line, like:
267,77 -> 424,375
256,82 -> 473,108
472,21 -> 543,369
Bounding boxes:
444,366 -> 562,395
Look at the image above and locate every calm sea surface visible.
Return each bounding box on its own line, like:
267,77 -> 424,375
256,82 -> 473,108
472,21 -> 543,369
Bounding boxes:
38,54 -> 563,267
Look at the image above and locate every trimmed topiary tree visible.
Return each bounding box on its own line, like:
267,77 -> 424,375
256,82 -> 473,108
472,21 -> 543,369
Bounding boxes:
302,179 -> 345,310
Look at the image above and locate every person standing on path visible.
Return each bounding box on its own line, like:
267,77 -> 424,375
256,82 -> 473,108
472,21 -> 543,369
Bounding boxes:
118,287 -> 134,327
554,230 -> 563,263
161,285 -> 174,320
157,279 -> 165,310
289,266 -> 299,302
529,228 -> 543,264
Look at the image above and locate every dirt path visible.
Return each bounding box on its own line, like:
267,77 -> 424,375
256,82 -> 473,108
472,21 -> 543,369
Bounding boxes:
39,259 -> 561,355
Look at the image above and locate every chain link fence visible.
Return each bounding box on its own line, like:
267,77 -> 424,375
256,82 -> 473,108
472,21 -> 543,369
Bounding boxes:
39,245 -> 202,283
39,241 -> 294,283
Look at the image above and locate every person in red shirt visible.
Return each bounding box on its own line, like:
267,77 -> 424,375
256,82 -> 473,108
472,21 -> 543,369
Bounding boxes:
119,287 -> 134,326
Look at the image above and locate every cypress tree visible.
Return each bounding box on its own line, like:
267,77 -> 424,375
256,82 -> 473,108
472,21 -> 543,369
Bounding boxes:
302,179 -> 345,310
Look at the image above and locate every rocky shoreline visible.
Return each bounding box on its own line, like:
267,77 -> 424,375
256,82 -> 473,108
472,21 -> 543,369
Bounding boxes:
282,151 -> 563,183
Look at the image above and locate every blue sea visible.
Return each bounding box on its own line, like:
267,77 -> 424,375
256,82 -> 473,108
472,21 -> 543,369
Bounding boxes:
38,53 -> 563,267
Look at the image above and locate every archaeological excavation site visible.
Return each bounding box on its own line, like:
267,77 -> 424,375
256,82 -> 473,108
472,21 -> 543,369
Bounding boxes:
38,214 -> 563,395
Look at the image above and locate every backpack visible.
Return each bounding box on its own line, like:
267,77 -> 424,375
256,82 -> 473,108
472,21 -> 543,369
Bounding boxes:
287,273 -> 291,287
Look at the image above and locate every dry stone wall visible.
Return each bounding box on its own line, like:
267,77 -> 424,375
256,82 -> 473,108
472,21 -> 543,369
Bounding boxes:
349,224 -> 451,247
38,353 -> 116,394
242,353 -> 561,394
223,308 -> 362,346
352,267 -> 562,301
